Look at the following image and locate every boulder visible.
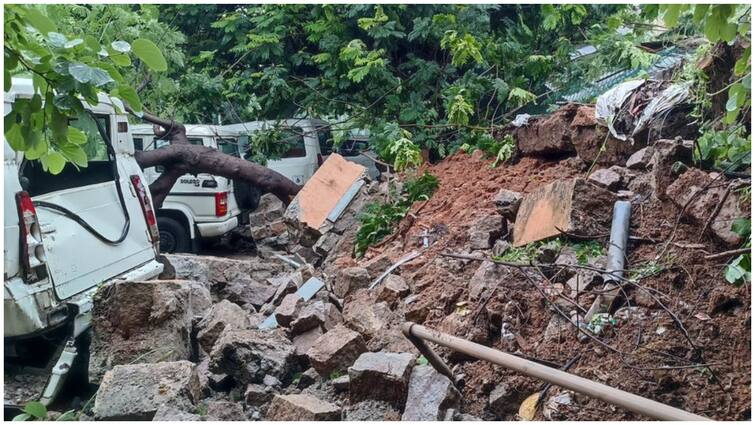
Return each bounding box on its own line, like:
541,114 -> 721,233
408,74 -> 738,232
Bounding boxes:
152,406 -> 201,421
195,357 -> 233,396
205,400 -> 245,421
625,146 -> 655,170
401,365 -> 461,421
269,275 -> 299,307
344,400 -> 401,421
93,361 -> 200,420
88,280 -> 196,383
297,368 -> 319,389
492,189 -> 523,221
512,178 -> 616,246
348,352 -> 416,408
332,375 -> 350,392
588,168 -> 622,191
342,297 -> 394,340
290,301 -> 342,335
361,254 -> 394,280
514,104 -> 577,156
197,300 -> 253,354
333,267 -> 370,298
376,274 -> 410,306
274,293 -> 303,327
266,394 -> 341,421
306,325 -> 367,377
570,104 -> 635,166
166,253 -> 284,287
245,383 -> 273,405
468,215 -> 506,250
221,278 -> 276,311
209,328 -> 296,385
293,327 -> 324,358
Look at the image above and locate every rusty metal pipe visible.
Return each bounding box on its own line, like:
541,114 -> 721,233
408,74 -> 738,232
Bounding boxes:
401,322 -> 709,421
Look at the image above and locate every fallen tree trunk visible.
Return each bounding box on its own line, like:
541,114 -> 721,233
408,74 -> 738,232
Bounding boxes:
130,110 -> 301,208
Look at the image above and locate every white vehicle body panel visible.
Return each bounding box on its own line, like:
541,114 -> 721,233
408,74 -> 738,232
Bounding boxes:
4,78 -> 162,338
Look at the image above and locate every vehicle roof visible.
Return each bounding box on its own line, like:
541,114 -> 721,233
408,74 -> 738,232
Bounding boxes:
220,118 -> 330,134
4,77 -> 124,115
131,123 -> 238,138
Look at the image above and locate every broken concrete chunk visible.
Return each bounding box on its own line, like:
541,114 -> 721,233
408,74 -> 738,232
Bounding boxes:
266,394 -> 341,421
361,254 -> 394,280
468,215 -> 506,250
205,400 -> 246,421
221,278 -> 276,311
293,326 -> 324,358
493,189 -> 523,221
269,274 -> 299,306
513,105 -> 577,156
274,293 -> 303,327
306,325 -> 367,377
297,367 -> 319,389
401,365 -> 461,421
88,280 -> 196,384
588,168 -> 622,191
348,351 -> 416,408
333,267 -> 370,298
209,328 -> 296,385
313,232 -> 341,257
284,153 -> 367,245
344,400 -> 401,421
93,361 -> 200,421
197,300 -> 252,354
625,146 -> 655,170
513,178 -> 616,246
376,274 -> 410,306
666,168 -> 747,246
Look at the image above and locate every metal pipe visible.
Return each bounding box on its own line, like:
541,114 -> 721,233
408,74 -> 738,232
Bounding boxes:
401,322 -> 709,421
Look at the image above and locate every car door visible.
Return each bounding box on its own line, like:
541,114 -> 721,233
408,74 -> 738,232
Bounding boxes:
27,113 -> 156,300
265,125 -> 311,185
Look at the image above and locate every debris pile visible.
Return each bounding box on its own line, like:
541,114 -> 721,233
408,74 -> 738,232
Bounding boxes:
88,104 -> 750,421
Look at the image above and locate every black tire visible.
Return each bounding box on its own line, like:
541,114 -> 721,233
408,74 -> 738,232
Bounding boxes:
233,179 -> 262,211
157,216 -> 191,253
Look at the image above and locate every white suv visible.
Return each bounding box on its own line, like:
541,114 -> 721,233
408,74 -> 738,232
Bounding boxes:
4,78 -> 164,405
131,124 -> 258,253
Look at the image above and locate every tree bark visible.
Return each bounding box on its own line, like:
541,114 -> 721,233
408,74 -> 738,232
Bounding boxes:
131,110 -> 301,208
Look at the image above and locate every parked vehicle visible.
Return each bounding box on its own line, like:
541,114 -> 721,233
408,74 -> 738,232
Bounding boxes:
131,124 -> 259,253
220,118 -> 328,185
326,132 -> 382,180
4,78 -> 164,406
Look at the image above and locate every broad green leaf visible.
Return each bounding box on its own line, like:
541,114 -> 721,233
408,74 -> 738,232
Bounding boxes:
662,5 -> 683,27
60,143 -> 88,167
98,63 -> 125,83
132,38 -> 167,71
5,124 -> 27,151
69,62 -> 94,83
41,151 -> 67,174
720,22 -> 737,43
67,127 -> 87,145
725,92 -> 739,112
113,85 -> 142,112
111,40 -> 131,53
731,218 -> 751,237
89,67 -> 115,87
23,401 -> 47,419
47,32 -> 68,48
64,38 -> 84,49
5,69 -> 12,92
692,4 -> 709,23
110,53 -> 131,67
24,8 -> 57,35
84,35 -> 100,51
12,413 -> 31,421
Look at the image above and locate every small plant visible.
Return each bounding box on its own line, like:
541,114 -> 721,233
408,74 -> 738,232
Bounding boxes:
725,217 -> 751,286
416,355 -> 429,366
291,371 -> 303,386
492,135 -> 515,168
387,130 -> 422,172
329,370 -> 343,380
628,261 -> 664,281
572,240 -> 604,264
13,401 -> 47,421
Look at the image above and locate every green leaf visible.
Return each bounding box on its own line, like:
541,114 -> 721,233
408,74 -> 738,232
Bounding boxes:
5,123 -> 27,151
64,38 -> 84,49
692,4 -> 709,23
56,410 -> 77,421
113,85 -> 142,112
47,32 -> 68,48
12,413 -> 31,421
731,218 -> 751,237
69,62 -> 94,83
41,151 -> 67,174
23,401 -> 47,419
5,69 -> 12,92
111,40 -> 131,53
84,35 -> 100,51
725,92 -> 739,112
67,127 -> 87,145
662,5 -> 683,27
60,143 -> 88,167
132,38 -> 167,72
109,53 -> 131,67
24,8 -> 57,35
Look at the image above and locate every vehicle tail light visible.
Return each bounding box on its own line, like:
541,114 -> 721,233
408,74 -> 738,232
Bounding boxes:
317,153 -> 324,167
130,175 -> 159,243
215,192 -> 228,217
16,191 -> 48,283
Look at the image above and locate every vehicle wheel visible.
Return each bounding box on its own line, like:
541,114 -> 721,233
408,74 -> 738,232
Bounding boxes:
157,216 -> 191,253
233,179 -> 262,211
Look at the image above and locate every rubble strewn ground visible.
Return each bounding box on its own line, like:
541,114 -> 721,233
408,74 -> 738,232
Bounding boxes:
87,104 -> 750,421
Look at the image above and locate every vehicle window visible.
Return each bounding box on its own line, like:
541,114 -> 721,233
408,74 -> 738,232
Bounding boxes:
317,127 -> 333,155
217,138 -> 239,156
21,113 -> 115,197
133,137 -> 143,151
187,137 -> 204,146
281,127 -> 306,158
339,138 -> 368,157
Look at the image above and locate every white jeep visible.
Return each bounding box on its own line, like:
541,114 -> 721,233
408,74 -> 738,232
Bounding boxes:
131,124 -> 259,253
4,78 -> 164,406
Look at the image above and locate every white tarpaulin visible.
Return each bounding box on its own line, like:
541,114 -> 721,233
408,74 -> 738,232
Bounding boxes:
595,79 -> 646,141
